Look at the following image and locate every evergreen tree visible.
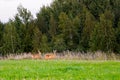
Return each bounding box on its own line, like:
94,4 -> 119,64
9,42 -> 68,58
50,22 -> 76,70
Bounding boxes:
90,10 -> 116,52
53,34 -> 67,52
49,14 -> 57,39
115,19 -> 120,53
36,6 -> 51,34
2,21 -> 19,54
17,5 -> 33,24
80,9 -> 95,51
73,16 -> 81,51
40,34 -> 51,52
32,26 -> 42,52
15,5 -> 33,52
0,22 -> 4,55
0,0 -> 120,54
58,12 -> 76,50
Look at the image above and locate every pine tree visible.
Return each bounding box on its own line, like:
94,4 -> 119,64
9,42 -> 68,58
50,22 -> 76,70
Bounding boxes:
32,26 -> 42,52
0,22 -> 4,55
53,34 -> 67,52
40,34 -> 50,52
2,21 -> 20,54
90,10 -> 116,52
115,19 -> 120,53
80,9 -> 96,51
58,12 -> 77,50
49,14 -> 57,39
15,5 -> 33,52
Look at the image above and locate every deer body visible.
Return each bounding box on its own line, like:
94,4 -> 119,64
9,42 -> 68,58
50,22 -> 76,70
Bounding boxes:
44,50 -> 56,59
31,50 -> 41,59
32,54 -> 41,59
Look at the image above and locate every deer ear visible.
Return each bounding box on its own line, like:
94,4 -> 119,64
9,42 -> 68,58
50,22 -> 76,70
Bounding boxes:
38,50 -> 41,54
53,50 -> 57,53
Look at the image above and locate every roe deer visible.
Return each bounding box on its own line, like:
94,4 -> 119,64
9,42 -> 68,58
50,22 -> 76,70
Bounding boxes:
44,50 -> 56,59
31,50 -> 41,59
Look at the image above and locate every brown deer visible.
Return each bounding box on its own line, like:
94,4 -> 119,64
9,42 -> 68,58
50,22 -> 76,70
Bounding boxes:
44,50 -> 56,60
31,50 -> 41,59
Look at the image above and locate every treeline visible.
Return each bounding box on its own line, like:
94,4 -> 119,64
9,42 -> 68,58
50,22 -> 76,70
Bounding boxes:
0,0 -> 120,55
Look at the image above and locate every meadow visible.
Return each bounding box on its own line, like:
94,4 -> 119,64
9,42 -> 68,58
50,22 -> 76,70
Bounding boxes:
0,60 -> 120,80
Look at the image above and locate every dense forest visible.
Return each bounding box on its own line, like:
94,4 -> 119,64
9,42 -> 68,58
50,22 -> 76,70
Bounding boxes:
0,0 -> 120,55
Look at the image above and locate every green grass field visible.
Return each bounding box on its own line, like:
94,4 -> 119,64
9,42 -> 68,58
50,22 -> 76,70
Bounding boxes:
0,60 -> 120,80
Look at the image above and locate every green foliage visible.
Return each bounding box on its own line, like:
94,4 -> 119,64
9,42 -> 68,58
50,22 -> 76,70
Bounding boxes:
17,5 -> 33,24
53,34 -> 67,51
115,19 -> 120,53
58,12 -> 79,50
40,34 -> 51,52
90,10 -> 115,52
16,5 -> 34,53
0,22 -> 4,54
80,8 -> 96,51
0,0 -> 120,55
49,14 -> 57,38
2,21 -> 20,54
32,26 -> 42,52
36,6 -> 51,34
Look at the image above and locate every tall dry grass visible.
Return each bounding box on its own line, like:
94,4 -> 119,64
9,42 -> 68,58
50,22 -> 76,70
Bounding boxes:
56,51 -> 120,60
0,51 -> 120,60
1,53 -> 32,60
